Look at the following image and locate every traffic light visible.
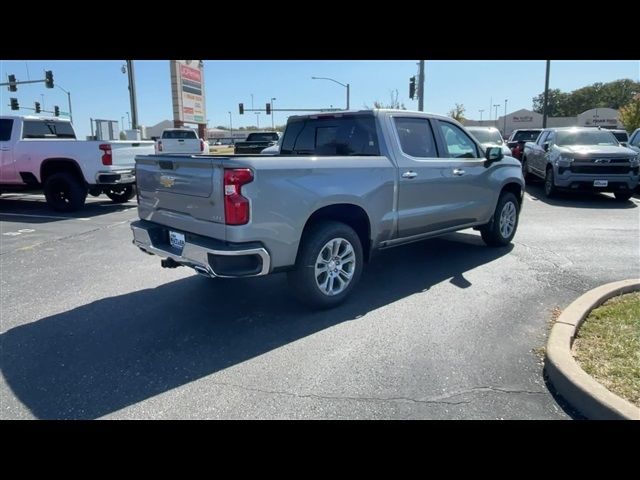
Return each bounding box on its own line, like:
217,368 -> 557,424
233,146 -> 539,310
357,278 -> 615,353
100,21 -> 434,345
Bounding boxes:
35,101 -> 41,113
266,103 -> 271,115
10,98 -> 19,110
45,70 -> 54,88
54,105 -> 60,117
239,103 -> 244,115
8,74 -> 17,92
409,76 -> 416,100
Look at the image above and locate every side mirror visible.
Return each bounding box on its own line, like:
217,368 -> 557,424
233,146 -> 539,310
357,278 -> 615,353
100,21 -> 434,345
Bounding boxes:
543,142 -> 550,152
485,146 -> 503,163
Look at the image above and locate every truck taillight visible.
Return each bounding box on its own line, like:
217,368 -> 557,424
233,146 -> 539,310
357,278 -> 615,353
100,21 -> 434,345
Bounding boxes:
224,168 -> 253,225
99,144 -> 112,166
200,139 -> 205,152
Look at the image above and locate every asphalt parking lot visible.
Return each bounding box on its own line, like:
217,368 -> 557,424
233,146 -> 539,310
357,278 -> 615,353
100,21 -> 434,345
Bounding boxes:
1,187 -> 638,419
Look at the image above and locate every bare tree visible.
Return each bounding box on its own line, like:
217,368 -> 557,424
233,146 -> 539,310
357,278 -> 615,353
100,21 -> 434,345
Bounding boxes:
366,90 -> 406,110
448,103 -> 466,122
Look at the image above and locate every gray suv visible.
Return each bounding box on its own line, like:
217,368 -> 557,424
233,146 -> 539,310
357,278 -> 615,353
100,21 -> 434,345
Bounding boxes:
521,127 -> 639,201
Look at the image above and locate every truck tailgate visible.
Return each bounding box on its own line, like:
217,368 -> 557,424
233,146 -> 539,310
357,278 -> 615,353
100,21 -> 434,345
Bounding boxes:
135,154 -> 227,240
159,139 -> 201,154
109,141 -> 155,167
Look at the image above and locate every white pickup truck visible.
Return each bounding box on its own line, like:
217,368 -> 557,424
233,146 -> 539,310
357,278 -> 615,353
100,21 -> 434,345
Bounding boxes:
0,115 -> 154,211
155,128 -> 208,155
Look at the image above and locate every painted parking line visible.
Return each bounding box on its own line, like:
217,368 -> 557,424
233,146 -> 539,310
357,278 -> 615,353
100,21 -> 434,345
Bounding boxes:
0,213 -> 91,221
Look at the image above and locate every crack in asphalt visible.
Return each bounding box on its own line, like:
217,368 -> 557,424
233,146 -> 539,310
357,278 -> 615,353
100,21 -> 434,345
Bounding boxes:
201,381 -> 547,407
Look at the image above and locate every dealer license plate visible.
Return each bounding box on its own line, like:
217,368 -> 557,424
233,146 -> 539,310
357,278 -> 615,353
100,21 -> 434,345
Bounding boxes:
169,231 -> 185,250
593,180 -> 608,187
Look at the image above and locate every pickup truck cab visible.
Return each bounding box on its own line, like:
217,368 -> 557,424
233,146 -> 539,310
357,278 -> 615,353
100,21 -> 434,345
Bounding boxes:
506,129 -> 543,160
521,126 -> 639,201
0,115 -> 154,211
156,128 -> 207,154
132,110 -> 524,308
234,132 -> 280,154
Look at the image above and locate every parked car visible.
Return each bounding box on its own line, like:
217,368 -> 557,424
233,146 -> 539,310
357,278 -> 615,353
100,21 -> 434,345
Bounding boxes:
466,126 -> 512,157
261,135 -> 282,154
506,129 -> 543,160
521,127 -> 639,201
131,109 -> 524,308
155,128 -> 207,154
234,132 -> 280,154
0,115 -> 154,211
627,128 -> 640,153
610,129 -> 630,147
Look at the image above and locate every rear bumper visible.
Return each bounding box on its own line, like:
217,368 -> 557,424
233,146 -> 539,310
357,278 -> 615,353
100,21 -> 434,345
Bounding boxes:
131,220 -> 271,278
95,169 -> 135,185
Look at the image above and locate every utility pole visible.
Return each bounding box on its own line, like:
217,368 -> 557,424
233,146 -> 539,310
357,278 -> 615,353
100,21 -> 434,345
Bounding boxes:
542,60 -> 551,128
126,60 -> 139,131
504,99 -> 508,136
493,104 -> 500,125
418,60 -> 425,111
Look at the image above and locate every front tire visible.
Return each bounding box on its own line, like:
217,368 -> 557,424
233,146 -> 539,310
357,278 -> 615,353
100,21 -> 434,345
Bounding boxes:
43,172 -> 88,212
105,185 -> 135,203
480,192 -> 520,247
288,221 -> 363,309
614,192 -> 633,202
544,167 -> 557,198
521,157 -> 532,183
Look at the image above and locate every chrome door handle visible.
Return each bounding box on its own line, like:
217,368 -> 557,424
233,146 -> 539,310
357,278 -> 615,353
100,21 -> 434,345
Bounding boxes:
452,169 -> 466,176
402,171 -> 418,179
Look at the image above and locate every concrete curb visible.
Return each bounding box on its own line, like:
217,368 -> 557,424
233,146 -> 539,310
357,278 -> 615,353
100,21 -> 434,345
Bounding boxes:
545,279 -> 640,420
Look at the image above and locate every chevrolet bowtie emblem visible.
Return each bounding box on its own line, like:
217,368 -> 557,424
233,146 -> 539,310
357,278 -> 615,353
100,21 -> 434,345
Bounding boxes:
160,175 -> 175,187
594,159 -> 610,164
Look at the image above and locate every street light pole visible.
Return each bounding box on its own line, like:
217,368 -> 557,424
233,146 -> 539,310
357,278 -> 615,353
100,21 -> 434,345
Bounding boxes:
479,109 -> 484,121
228,111 -> 233,137
311,76 -> 350,110
255,112 -> 260,129
121,116 -> 125,131
493,104 -> 500,126
271,97 -> 276,129
126,112 -> 131,129
543,60 -> 551,128
56,85 -> 73,123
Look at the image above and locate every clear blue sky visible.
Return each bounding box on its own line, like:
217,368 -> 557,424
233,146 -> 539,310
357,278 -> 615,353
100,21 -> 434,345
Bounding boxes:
1,60 -> 638,138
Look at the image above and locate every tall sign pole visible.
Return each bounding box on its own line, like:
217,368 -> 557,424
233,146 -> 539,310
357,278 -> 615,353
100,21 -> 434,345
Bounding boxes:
542,60 -> 550,128
418,60 -> 425,112
126,60 -> 139,130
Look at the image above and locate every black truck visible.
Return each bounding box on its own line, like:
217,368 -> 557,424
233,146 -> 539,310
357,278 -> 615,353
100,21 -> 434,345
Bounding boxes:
233,132 -> 280,154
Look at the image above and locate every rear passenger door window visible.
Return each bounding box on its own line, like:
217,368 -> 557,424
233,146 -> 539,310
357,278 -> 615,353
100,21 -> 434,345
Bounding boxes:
393,117 -> 438,158
437,122 -> 479,159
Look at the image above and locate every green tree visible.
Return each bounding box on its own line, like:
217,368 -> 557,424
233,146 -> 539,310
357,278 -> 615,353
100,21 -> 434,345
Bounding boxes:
532,79 -> 640,116
619,94 -> 640,132
448,103 -> 466,122
119,131 -> 126,140
532,89 -> 571,116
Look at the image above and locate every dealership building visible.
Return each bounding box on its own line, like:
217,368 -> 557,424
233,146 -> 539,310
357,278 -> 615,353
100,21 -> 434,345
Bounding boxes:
463,107 -> 623,137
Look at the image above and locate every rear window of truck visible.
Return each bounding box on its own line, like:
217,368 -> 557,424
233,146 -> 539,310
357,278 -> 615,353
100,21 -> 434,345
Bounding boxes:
0,119 -> 13,141
246,133 -> 279,142
162,130 -> 197,139
22,120 -> 76,139
281,115 -> 380,156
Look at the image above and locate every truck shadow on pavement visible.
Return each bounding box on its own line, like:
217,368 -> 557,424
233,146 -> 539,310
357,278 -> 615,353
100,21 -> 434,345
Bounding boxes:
525,184 -> 638,209
1,232 -> 511,419
0,195 -> 136,223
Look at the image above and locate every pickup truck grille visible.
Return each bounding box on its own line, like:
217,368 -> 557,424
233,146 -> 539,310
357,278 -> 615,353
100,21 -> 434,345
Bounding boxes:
570,162 -> 633,175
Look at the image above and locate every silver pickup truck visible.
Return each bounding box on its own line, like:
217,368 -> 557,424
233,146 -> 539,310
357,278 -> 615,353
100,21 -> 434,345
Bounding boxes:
131,110 -> 525,308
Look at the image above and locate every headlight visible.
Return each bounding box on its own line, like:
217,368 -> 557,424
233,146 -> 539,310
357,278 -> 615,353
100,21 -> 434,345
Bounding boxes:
630,155 -> 639,166
554,155 -> 573,167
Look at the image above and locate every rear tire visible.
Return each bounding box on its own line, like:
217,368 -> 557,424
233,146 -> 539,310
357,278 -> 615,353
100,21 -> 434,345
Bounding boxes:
544,166 -> 557,198
613,192 -> 633,202
287,221 -> 363,309
480,192 -> 519,247
105,185 -> 135,203
43,172 -> 87,212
